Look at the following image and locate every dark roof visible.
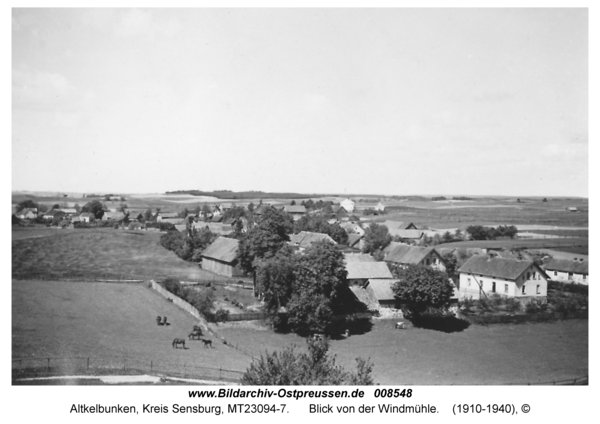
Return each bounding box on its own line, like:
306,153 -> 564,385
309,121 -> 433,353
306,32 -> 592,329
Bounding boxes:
284,205 -> 307,214
543,258 -> 588,274
366,279 -> 399,302
388,229 -> 423,239
458,256 -> 545,280
289,231 -> 336,249
202,237 -> 239,263
347,234 -> 364,247
346,262 -> 393,280
385,244 -> 437,265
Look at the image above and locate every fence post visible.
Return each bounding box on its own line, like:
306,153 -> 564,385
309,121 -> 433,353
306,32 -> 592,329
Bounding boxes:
150,361 -> 153,372
87,357 -> 90,370
219,368 -> 222,380
123,357 -> 126,370
47,357 -> 50,372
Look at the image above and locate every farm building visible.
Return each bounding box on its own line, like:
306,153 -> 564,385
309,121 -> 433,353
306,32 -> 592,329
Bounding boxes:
567,207 -> 578,212
375,202 -> 386,212
283,205 -> 307,220
383,220 -> 418,231
289,231 -> 336,251
457,255 -> 549,300
333,206 -> 349,220
58,208 -> 78,216
345,261 -> 393,286
347,233 -> 365,250
542,258 -> 588,285
79,213 -> 94,223
193,222 -> 234,236
384,244 -> 446,271
340,198 -> 355,213
365,279 -> 400,308
201,237 -> 243,278
159,212 -> 180,219
16,208 -> 37,219
342,222 -> 365,235
344,252 -> 375,263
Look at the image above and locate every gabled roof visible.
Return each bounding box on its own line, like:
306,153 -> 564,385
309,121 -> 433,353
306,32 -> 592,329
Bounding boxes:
344,252 -> 375,263
347,233 -> 364,247
160,212 -> 180,218
59,208 -> 77,214
201,237 -> 239,263
284,205 -> 307,214
366,279 -> 399,302
79,213 -> 94,218
346,262 -> 393,280
458,256 -> 546,281
543,258 -> 588,275
289,231 -> 336,249
385,244 -> 438,265
388,229 -> 423,239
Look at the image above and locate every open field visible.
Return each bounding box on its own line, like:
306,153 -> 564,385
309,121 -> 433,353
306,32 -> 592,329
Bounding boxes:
13,280 -> 588,384
12,280 -> 253,380
212,318 -> 588,385
12,228 -> 226,281
435,238 -> 588,255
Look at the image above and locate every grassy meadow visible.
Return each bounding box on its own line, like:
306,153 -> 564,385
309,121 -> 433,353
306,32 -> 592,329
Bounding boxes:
12,228 -> 226,281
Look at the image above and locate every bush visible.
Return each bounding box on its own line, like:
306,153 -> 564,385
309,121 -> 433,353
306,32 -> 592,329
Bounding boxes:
504,297 -> 522,313
458,297 -> 476,314
160,278 -> 184,298
215,308 -> 230,323
184,287 -> 216,316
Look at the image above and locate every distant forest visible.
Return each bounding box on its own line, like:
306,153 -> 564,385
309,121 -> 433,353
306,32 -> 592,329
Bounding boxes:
165,190 -> 316,200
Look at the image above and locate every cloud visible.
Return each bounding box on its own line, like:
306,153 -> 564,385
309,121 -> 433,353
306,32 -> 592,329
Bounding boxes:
12,69 -> 76,109
115,9 -> 179,40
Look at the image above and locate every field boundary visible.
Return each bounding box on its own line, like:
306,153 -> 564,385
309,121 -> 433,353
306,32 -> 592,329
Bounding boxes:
457,310 -> 588,325
11,355 -> 244,383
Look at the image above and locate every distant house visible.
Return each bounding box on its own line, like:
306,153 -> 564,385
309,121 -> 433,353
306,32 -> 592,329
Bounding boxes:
567,207 -> 578,212
160,212 -> 180,219
342,222 -> 365,236
333,206 -> 349,220
383,220 -> 418,231
16,208 -> 37,219
127,211 -> 144,222
391,229 -> 425,243
457,255 -> 549,300
42,211 -> 56,220
103,212 -> 126,222
79,213 -> 94,223
283,205 -> 307,221
384,244 -> 446,271
365,279 -> 400,308
193,222 -> 233,236
375,202 -> 386,212
59,208 -> 78,215
347,234 -> 365,250
340,198 -> 355,213
344,252 -> 376,263
201,237 -> 243,278
289,231 -> 336,251
345,261 -> 393,286
543,258 -> 588,285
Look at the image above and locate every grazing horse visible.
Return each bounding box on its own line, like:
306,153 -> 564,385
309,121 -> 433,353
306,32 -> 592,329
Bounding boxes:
188,329 -> 203,340
172,338 -> 186,349
162,316 -> 169,326
156,316 -> 164,326
200,339 -> 213,348
193,325 -> 202,332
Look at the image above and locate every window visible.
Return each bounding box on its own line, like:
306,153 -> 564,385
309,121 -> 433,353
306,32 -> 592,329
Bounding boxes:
583,274 -> 587,281
492,282 -> 496,293
554,271 -> 558,276
504,284 -> 508,293
536,285 -> 540,295
568,272 -> 573,279
522,285 -> 526,295
526,272 -> 530,280
467,277 -> 471,287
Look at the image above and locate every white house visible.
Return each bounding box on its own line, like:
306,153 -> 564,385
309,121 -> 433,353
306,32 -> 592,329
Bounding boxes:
543,258 -> 588,285
340,198 -> 355,213
457,255 -> 549,300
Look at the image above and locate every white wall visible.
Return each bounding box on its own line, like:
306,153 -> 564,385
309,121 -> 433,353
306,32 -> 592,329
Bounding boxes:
457,265 -> 548,299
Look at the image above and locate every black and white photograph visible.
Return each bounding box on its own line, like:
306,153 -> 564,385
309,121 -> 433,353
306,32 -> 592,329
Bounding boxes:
7,3 -> 593,420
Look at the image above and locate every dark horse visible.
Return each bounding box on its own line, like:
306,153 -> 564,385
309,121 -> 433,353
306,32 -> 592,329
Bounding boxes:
188,329 -> 203,340
172,338 -> 186,349
156,316 -> 163,326
200,339 -> 213,348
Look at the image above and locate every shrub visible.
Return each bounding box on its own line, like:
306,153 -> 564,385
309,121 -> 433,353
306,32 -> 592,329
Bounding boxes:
504,297 -> 522,313
184,287 -> 216,316
458,297 -> 476,314
215,308 -> 230,323
160,278 -> 184,298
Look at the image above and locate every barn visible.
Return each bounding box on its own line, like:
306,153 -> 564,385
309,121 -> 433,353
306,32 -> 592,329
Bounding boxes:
201,237 -> 243,278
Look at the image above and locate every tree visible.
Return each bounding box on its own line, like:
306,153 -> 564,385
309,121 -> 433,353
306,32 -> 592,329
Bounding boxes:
144,208 -> 153,222
16,199 -> 38,212
81,200 -> 105,219
237,206 -> 293,275
286,240 -> 348,334
466,225 -> 493,240
390,264 -> 454,320
542,198 -> 548,203
255,246 -> 298,317
247,202 -> 255,214
118,203 -> 127,213
293,215 -> 348,245
290,199 -> 296,206
362,222 -> 392,254
241,337 -> 374,385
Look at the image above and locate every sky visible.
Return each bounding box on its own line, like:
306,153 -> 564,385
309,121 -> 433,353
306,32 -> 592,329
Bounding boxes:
10,7 -> 590,197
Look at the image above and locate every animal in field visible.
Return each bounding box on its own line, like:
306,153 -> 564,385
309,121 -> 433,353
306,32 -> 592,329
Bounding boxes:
156,316 -> 164,326
200,339 -> 213,348
162,316 -> 169,326
188,329 -> 203,340
172,338 -> 186,349
193,325 -> 202,332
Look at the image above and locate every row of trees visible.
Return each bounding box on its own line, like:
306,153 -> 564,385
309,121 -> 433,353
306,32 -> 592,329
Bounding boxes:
465,225 -> 518,240
160,227 -> 218,262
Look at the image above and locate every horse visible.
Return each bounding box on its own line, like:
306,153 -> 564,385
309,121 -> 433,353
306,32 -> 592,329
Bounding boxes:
193,325 -> 203,333
200,339 -> 213,348
162,316 -> 169,326
156,316 -> 164,326
172,338 -> 186,349
188,329 -> 203,340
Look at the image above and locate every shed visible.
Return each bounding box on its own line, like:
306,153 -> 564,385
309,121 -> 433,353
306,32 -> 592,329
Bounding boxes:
201,237 -> 243,278
365,279 -> 399,308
